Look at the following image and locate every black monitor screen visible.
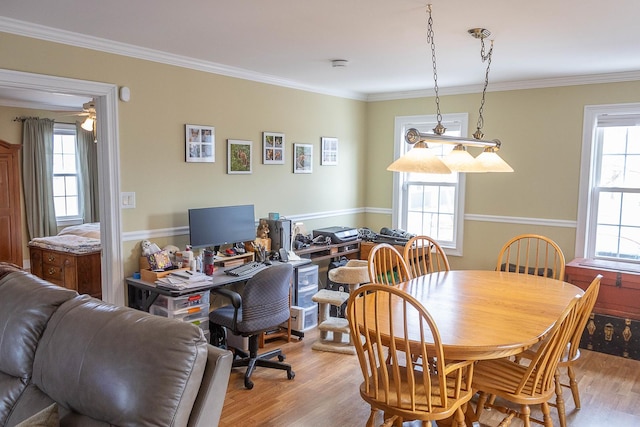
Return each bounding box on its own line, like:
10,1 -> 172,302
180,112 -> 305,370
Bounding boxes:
188,204 -> 256,249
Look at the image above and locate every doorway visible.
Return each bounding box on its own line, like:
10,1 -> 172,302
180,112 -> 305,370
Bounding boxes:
0,69 -> 125,305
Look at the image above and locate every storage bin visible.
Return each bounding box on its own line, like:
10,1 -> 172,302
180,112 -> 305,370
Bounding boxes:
152,291 -> 210,311
150,304 -> 209,323
296,284 -> 318,309
189,316 -> 209,334
296,264 -> 318,287
290,305 -> 318,332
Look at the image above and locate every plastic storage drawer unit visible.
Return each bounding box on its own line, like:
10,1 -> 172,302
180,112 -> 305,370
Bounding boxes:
151,291 -> 210,311
150,304 -> 210,323
296,284 -> 318,309
290,305 -> 318,332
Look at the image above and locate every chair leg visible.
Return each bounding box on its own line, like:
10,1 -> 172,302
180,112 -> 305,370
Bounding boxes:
520,404 -> 531,427
554,370 -> 567,427
366,408 -> 377,427
567,365 -> 581,408
453,407 -> 466,427
475,392 -> 489,418
541,402 -> 553,427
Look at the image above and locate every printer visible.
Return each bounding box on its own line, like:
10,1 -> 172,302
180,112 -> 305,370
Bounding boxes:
312,226 -> 359,243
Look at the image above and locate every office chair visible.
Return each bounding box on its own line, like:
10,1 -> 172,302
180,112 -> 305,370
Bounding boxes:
209,263 -> 295,389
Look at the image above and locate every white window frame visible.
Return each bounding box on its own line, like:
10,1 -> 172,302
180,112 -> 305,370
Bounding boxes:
391,113 -> 468,255
53,123 -> 83,226
576,103 -> 640,262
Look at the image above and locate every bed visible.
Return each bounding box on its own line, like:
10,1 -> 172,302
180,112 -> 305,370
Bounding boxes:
28,223 -> 102,298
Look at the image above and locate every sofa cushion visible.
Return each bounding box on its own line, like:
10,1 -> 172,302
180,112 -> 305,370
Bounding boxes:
32,295 -> 209,427
0,271 -> 77,426
14,403 -> 59,427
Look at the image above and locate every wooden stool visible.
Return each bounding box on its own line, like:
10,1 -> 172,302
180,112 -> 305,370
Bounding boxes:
311,289 -> 355,354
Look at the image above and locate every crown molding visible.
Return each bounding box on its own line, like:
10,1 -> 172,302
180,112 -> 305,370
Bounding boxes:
4,16 -> 637,104
367,70 -> 640,101
0,17 -> 367,101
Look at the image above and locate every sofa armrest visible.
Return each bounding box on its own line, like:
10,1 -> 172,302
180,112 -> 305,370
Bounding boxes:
187,344 -> 233,427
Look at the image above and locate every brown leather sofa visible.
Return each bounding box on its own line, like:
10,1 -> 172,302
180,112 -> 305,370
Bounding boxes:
0,263 -> 233,427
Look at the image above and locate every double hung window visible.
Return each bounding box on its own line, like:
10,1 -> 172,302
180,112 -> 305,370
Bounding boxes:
578,104 -> 640,262
52,124 -> 81,220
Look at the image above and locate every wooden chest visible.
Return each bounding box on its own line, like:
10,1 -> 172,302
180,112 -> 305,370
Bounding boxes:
565,258 -> 640,320
29,246 -> 102,299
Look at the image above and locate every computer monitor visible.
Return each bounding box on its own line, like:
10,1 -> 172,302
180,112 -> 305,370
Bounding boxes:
188,204 -> 256,249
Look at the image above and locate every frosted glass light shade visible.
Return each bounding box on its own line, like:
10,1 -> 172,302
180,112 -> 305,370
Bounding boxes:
387,142 -> 452,174
475,150 -> 514,172
443,145 -> 485,173
81,117 -> 94,131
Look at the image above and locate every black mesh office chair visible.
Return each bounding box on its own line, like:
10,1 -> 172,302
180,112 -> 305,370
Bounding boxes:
209,263 -> 295,389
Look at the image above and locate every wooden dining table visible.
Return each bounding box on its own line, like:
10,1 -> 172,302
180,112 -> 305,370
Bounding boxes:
355,269 -> 584,361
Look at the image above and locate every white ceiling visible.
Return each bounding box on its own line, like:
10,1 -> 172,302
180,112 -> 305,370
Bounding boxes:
1,0 -> 640,106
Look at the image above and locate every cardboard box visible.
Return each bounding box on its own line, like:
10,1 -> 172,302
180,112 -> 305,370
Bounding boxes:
140,267 -> 189,283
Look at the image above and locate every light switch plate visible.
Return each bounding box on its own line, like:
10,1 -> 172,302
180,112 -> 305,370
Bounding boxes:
121,192 -> 136,209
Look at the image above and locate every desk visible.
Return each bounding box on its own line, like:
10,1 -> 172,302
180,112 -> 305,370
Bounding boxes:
126,259 -> 311,312
354,270 -> 583,361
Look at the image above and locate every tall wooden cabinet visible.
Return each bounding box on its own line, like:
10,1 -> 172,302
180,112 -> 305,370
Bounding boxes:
0,140 -> 22,267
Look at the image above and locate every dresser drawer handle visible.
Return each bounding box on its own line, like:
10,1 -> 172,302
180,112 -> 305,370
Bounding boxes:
47,255 -> 56,262
616,272 -> 622,287
47,267 -> 57,275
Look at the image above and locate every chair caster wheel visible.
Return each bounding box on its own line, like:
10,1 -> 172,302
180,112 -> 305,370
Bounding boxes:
278,354 -> 286,362
244,379 -> 254,389
287,370 -> 295,380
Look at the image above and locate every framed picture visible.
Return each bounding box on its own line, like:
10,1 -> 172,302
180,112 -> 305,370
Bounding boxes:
293,143 -> 313,174
321,137 -> 338,165
263,132 -> 285,164
227,139 -> 252,174
185,124 -> 215,163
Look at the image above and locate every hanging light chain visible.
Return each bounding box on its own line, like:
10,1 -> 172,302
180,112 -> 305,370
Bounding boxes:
474,37 -> 493,140
427,5 -> 445,135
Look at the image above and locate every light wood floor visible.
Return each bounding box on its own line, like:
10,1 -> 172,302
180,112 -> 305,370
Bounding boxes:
219,328 -> 640,427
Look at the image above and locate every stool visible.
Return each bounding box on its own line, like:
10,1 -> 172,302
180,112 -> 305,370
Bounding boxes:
312,289 -> 354,354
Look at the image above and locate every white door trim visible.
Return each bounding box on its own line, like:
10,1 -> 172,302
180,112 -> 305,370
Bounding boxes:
0,68 -> 124,305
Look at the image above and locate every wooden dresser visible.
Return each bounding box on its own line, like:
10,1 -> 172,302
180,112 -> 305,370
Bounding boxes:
29,245 -> 102,298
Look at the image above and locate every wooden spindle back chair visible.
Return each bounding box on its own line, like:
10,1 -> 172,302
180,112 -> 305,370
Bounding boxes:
347,284 -> 474,426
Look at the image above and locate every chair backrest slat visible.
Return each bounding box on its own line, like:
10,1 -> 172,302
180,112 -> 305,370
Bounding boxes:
515,295 -> 581,396
403,235 -> 450,277
497,234 -> 566,280
367,243 -> 411,285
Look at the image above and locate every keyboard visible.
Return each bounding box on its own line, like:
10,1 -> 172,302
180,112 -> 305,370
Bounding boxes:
224,261 -> 268,277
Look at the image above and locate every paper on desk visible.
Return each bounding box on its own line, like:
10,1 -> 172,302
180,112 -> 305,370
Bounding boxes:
155,274 -> 212,290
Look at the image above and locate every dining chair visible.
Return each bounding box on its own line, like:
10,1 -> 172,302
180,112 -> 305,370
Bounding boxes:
403,235 -> 450,277
367,243 -> 412,285
471,294 -> 581,426
516,274 -> 602,427
347,283 -> 475,427
496,234 -> 566,280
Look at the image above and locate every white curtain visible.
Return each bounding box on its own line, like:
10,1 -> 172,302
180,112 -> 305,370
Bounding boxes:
22,118 -> 57,239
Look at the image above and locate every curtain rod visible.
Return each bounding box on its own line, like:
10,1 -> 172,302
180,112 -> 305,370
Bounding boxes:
13,116 -> 41,122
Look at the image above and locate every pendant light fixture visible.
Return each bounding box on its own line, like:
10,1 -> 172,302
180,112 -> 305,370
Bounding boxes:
387,5 -> 513,174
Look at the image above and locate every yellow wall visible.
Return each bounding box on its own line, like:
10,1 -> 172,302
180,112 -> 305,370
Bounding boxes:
3,30 -> 640,276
